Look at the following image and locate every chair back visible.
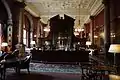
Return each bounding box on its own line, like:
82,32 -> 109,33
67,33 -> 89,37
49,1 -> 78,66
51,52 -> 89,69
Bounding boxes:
0,52 -> 7,61
4,49 -> 19,60
24,55 -> 31,63
20,55 -> 31,69
12,49 -> 19,57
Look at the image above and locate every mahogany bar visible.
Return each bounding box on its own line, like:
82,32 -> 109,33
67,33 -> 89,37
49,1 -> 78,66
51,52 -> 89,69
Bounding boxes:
31,50 -> 90,63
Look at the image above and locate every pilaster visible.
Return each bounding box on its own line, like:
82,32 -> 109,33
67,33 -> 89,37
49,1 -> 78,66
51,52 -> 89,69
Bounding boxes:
89,16 -> 95,45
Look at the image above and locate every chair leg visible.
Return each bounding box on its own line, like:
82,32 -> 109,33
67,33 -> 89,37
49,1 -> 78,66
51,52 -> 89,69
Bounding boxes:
0,68 -> 3,80
16,67 -> 20,74
15,67 -> 18,73
3,68 -> 6,80
27,68 -> 30,74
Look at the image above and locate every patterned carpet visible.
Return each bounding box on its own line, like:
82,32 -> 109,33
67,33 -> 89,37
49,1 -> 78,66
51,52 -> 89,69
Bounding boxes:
29,62 -> 81,74
5,62 -> 81,80
5,62 -> 109,80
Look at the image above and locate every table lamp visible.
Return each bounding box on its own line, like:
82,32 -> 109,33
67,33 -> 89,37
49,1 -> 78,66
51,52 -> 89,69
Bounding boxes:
108,44 -> 120,65
109,74 -> 120,80
86,41 -> 91,48
1,42 -> 8,52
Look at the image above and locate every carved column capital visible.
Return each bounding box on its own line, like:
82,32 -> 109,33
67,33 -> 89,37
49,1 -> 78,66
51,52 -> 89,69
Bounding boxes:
102,0 -> 110,6
14,1 -> 26,8
84,23 -> 87,26
7,19 -> 13,25
89,16 -> 95,20
36,17 -> 41,20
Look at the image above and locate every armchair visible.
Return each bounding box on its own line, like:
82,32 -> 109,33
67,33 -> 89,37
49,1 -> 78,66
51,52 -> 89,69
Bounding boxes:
4,49 -> 19,60
16,55 -> 31,74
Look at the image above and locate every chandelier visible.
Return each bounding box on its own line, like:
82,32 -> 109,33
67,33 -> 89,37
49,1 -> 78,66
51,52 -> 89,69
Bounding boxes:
78,4 -> 80,28
74,4 -> 84,36
44,5 -> 50,32
44,20 -> 50,32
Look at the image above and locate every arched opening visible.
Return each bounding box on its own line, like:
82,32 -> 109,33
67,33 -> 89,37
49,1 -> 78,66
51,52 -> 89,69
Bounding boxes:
23,15 -> 32,48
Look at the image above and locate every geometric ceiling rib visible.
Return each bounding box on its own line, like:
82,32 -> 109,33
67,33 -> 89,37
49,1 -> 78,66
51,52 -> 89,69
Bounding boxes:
25,0 -> 103,28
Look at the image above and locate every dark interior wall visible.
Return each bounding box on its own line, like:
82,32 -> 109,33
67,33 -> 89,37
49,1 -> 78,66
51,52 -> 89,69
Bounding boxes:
0,0 -> 9,41
115,0 -> 120,43
94,10 -> 104,27
110,0 -> 120,43
115,0 -> 120,17
0,1 -> 8,23
7,0 -> 21,49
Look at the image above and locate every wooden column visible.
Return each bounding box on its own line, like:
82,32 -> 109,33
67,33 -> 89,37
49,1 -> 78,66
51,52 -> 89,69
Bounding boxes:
110,0 -> 120,74
36,17 -> 41,48
1,0 -> 13,51
103,0 -> 111,60
84,24 -> 87,38
27,19 -> 31,48
90,16 -> 95,45
15,1 -> 26,57
17,2 -> 26,44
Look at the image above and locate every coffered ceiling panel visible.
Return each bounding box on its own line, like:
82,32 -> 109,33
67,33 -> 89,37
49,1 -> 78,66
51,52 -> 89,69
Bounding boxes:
25,0 -> 103,28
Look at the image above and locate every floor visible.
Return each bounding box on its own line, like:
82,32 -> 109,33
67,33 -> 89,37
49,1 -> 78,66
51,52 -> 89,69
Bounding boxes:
5,62 -> 81,80
5,62 -> 109,80
6,72 -> 81,80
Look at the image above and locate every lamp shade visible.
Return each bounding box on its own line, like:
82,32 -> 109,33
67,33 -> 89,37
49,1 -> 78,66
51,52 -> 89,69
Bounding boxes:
109,74 -> 120,80
1,42 -> 8,47
108,44 -> 120,53
86,41 -> 92,46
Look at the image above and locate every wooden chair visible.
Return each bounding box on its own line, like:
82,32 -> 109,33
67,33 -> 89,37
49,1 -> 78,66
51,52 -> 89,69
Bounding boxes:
0,63 -> 5,80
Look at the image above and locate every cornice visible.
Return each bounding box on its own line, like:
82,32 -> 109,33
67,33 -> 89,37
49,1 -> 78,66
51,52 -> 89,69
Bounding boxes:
84,1 -> 104,24
91,4 -> 104,16
90,0 -> 104,16
24,3 -> 40,17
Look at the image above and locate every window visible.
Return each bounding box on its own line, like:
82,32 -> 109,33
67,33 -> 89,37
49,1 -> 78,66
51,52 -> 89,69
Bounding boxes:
23,29 -> 27,45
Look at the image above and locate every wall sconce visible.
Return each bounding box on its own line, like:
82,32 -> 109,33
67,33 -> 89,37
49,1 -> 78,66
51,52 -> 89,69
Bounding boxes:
94,35 -> 98,38
31,41 -> 36,48
111,32 -> 116,38
75,28 -> 84,32
1,42 -> 8,47
44,27 -> 50,32
30,41 -> 35,45
34,35 -> 37,37
74,32 -> 79,36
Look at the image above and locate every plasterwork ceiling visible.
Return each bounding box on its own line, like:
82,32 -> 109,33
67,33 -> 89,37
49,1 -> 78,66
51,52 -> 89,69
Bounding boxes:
25,0 -> 103,28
